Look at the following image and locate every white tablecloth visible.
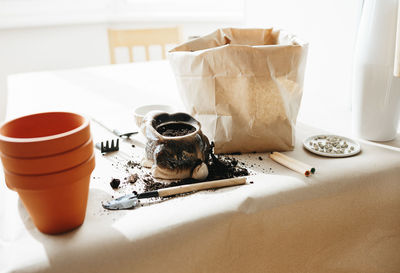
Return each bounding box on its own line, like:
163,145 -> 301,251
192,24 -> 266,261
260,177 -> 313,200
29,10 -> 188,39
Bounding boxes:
1,61 -> 400,273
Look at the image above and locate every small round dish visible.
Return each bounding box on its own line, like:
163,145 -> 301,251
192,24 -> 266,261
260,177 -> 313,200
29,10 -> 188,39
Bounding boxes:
303,134 -> 361,158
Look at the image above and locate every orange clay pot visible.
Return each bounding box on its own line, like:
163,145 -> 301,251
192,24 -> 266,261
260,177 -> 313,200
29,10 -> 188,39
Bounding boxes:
0,137 -> 94,175
0,112 -> 90,158
4,153 -> 95,234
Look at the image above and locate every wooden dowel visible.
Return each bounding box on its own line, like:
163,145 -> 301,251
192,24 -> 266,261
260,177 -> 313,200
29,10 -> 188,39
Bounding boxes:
161,44 -> 166,59
128,47 -> 134,63
272,152 -> 313,172
158,176 -> 247,197
145,46 -> 150,61
272,152 -> 316,174
271,152 -> 314,175
269,152 -> 311,177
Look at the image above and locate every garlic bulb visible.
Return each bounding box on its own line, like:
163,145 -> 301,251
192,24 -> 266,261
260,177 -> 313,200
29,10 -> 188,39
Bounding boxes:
192,163 -> 208,181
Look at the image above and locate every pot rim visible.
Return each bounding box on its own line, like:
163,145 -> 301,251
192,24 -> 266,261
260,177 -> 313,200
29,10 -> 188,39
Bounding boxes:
4,153 -> 95,190
150,112 -> 202,140
0,112 -> 89,143
0,137 -> 94,175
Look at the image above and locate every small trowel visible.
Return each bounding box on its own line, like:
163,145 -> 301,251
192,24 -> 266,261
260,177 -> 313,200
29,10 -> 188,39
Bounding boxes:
102,176 -> 247,210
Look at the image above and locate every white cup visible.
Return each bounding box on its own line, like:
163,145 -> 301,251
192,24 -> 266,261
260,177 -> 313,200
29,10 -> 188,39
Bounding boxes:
133,104 -> 175,129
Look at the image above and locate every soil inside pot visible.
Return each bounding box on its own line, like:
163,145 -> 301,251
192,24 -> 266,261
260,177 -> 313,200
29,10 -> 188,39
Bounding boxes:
156,123 -> 196,137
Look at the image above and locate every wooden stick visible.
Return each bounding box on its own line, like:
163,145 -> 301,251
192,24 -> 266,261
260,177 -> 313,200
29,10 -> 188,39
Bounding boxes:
158,176 -> 247,197
269,152 -> 312,177
394,1 -> 400,77
271,152 -> 315,175
272,152 -> 315,174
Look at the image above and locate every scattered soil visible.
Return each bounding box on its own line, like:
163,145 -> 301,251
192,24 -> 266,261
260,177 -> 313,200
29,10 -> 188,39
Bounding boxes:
127,160 -> 141,169
224,152 -> 242,156
128,173 -> 139,184
105,142 -> 252,206
142,174 -> 164,191
110,178 -> 120,189
207,153 -> 249,180
156,123 -> 196,137
140,142 -> 249,192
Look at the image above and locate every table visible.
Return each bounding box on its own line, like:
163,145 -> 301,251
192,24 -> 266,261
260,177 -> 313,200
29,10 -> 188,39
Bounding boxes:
1,61 -> 400,273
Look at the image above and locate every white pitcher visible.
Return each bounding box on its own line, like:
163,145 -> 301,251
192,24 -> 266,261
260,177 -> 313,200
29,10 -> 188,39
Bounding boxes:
353,0 -> 400,141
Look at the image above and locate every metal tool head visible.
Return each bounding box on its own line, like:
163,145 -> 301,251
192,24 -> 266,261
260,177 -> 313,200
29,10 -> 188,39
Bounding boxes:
95,139 -> 120,153
112,129 -> 138,138
102,193 -> 138,210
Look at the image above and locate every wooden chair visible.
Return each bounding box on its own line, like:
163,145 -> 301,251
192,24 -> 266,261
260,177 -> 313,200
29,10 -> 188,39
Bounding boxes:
108,27 -> 182,64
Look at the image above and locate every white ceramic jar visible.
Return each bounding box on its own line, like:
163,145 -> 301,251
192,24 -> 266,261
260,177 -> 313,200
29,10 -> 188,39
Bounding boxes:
353,0 -> 400,141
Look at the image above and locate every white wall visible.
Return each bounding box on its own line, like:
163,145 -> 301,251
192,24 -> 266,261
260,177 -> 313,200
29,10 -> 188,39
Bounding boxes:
0,24 -> 107,122
0,0 -> 363,123
0,19 -> 243,122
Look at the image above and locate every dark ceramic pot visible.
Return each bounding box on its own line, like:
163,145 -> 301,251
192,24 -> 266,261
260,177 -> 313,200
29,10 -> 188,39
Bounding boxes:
142,112 -> 210,180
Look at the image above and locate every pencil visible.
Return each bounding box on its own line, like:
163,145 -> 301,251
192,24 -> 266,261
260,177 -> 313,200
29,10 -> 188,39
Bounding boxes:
273,152 -> 316,174
269,152 -> 315,176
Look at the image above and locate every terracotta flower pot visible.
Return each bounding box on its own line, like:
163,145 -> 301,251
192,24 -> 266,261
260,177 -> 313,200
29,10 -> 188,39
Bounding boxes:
4,153 -> 95,234
0,137 -> 94,175
0,112 -> 90,158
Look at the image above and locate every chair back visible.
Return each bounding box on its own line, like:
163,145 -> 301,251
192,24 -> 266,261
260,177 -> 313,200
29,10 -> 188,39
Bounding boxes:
108,27 -> 181,63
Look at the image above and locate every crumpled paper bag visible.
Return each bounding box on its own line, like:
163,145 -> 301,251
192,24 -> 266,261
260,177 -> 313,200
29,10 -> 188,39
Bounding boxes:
168,28 -> 308,154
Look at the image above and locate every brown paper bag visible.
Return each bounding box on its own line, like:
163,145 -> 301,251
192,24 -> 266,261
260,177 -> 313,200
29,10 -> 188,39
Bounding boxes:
168,28 -> 308,154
